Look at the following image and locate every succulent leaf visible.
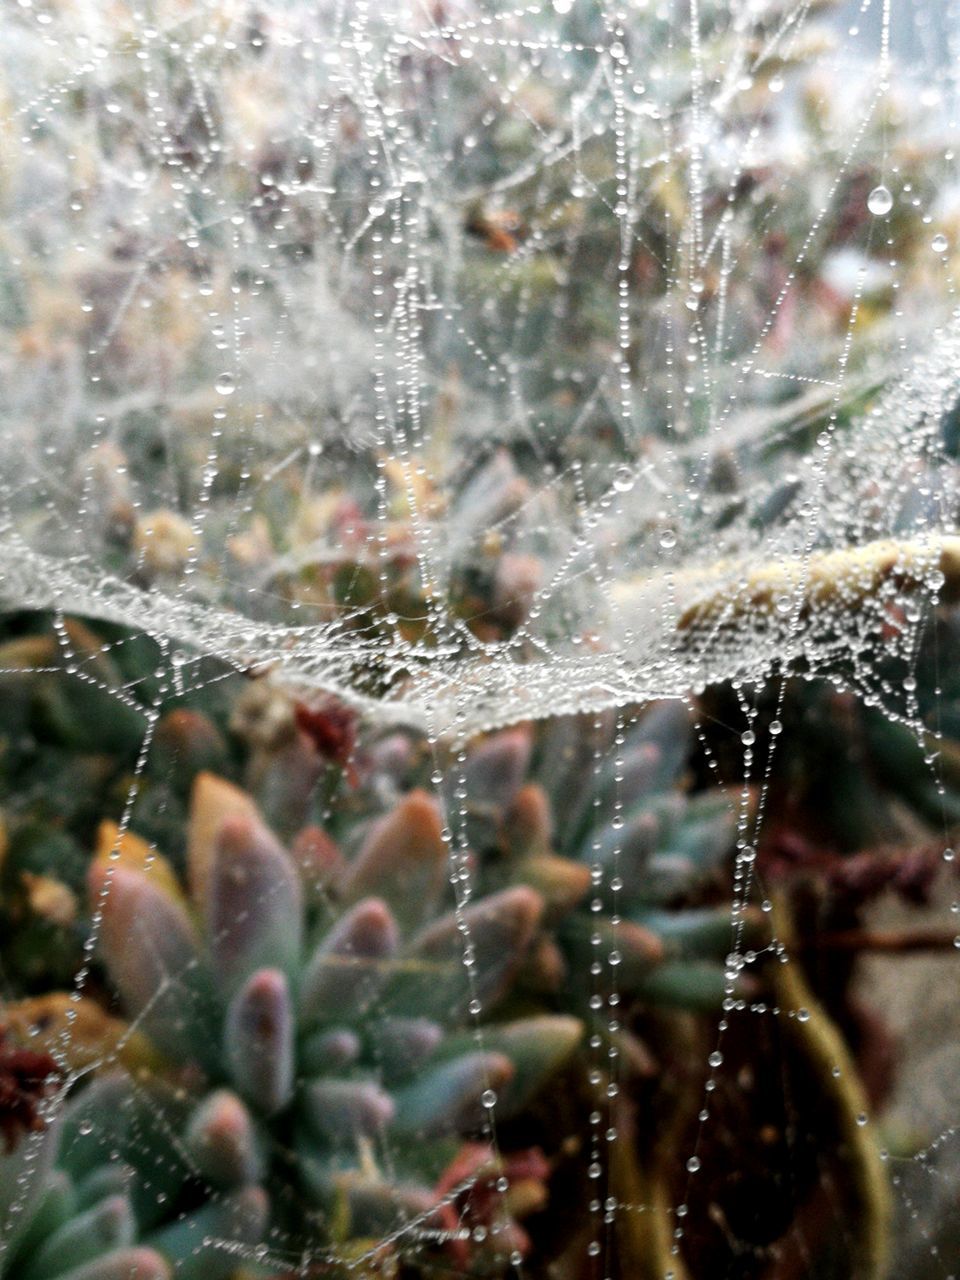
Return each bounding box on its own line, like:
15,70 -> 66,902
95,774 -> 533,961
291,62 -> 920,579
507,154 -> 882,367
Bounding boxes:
206,814 -> 303,995
391,1051 -> 514,1139
670,792 -> 738,871
57,1076 -> 192,1232
436,1017 -> 583,1118
73,1168 -> 131,1214
144,1187 -> 268,1280
55,1249 -> 171,1280
187,773 -> 259,909
500,784 -> 552,857
339,791 -> 448,932
388,887 -> 543,1023
290,826 -> 345,903
299,1029 -> 362,1076
249,729 -> 324,840
18,1195 -> 135,1280
584,796 -> 685,883
631,960 -> 732,1010
302,1078 -> 396,1146
332,1177 -> 442,1246
152,711 -> 228,793
369,1019 -> 444,1083
223,968 -> 295,1116
634,906 -> 762,960
185,1090 -> 264,1187
87,864 -> 215,1069
510,855 -> 591,918
0,1116 -> 61,1261
299,899 -> 398,1027
558,915 -> 664,994
4,1171 -> 76,1271
93,823 -> 182,905
462,728 -> 532,814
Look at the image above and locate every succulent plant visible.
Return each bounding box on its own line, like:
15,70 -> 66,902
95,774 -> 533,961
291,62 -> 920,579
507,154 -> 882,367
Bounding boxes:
437,701 -> 905,1280
0,613 -> 245,994
0,1025 -> 175,1280
4,624 -> 956,1279
444,700 -> 747,1018
66,771 -> 582,1276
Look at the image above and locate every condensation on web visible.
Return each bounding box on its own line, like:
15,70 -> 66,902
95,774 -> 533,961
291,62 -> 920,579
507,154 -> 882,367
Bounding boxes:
1,3 -> 960,1280
0,0 -> 957,740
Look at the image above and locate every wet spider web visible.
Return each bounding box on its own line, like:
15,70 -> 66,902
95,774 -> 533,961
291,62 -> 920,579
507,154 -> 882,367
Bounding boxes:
2,0 -> 960,1277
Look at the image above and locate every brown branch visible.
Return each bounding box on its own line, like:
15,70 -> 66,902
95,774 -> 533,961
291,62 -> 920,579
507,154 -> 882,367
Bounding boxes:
769,896 -> 892,1280
803,927 -> 960,954
611,534 -> 960,633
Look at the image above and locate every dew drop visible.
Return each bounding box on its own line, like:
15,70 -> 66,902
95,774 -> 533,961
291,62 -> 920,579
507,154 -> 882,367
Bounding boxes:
867,185 -> 893,216
215,373 -> 235,396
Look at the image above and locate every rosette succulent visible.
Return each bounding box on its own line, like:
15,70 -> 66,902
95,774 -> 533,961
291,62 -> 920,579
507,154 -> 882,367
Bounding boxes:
70,772 -> 582,1276
446,699 -> 747,1017
0,1027 -> 174,1280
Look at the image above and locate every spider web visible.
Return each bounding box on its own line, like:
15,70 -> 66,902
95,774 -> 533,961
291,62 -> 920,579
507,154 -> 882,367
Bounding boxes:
2,0 -> 960,1277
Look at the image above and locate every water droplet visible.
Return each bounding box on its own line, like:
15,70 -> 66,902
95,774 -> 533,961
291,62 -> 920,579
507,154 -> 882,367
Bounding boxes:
686,1156 -> 701,1173
932,233 -> 949,253
867,185 -> 893,216
660,528 -> 677,549
215,373 -> 235,396
613,465 -> 634,493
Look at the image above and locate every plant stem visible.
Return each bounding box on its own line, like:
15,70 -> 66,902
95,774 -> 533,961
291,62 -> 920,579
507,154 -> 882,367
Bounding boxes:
769,895 -> 892,1280
608,1096 -> 690,1280
612,534 -> 960,632
803,926 -> 960,954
